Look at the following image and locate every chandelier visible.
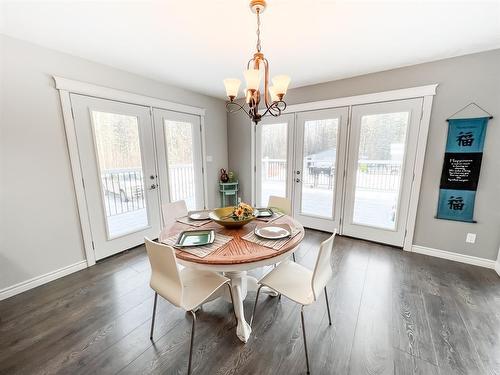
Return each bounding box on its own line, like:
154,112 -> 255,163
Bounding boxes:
223,0 -> 290,124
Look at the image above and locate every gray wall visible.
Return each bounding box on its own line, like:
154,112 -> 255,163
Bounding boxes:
228,49 -> 500,261
0,35 -> 228,291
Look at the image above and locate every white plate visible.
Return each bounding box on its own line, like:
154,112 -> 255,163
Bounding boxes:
254,224 -> 291,240
188,211 -> 210,220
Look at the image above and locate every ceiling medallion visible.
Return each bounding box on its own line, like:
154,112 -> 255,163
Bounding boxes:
223,0 -> 290,124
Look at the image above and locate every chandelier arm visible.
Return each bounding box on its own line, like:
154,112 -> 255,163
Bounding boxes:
261,100 -> 287,117
263,58 -> 271,108
226,101 -> 252,118
261,101 -> 280,117
247,58 -> 254,70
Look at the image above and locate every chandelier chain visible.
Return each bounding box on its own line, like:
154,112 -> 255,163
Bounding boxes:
256,9 -> 261,52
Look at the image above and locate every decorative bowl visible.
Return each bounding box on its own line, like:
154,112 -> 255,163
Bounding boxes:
209,207 -> 257,228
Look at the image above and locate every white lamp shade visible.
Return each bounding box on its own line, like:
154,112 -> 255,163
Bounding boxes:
272,75 -> 291,95
223,78 -> 241,98
243,69 -> 262,91
268,86 -> 279,102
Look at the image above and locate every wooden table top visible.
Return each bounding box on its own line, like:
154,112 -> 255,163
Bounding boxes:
159,215 -> 305,265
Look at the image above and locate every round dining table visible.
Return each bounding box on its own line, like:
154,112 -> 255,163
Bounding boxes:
159,215 -> 305,343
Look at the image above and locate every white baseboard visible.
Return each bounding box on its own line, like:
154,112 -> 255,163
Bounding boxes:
0,260 -> 88,301
412,245 -> 496,269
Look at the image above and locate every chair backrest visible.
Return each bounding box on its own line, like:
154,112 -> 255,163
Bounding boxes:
267,195 -> 292,215
311,231 -> 336,300
162,200 -> 188,229
144,237 -> 183,307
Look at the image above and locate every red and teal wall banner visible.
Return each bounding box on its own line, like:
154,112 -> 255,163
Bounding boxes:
437,117 -> 490,222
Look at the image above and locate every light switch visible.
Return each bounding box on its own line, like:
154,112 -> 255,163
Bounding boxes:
466,233 -> 476,244
206,155 -> 213,162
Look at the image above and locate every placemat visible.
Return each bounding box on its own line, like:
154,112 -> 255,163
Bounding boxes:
161,232 -> 233,258
255,212 -> 284,223
176,215 -> 212,227
242,226 -> 300,250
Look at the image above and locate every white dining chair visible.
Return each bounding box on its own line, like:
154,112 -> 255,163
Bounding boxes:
145,238 -> 235,375
267,195 -> 292,215
250,232 -> 336,374
162,200 -> 188,229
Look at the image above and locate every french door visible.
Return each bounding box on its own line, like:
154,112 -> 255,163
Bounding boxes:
71,94 -> 161,260
254,114 -> 294,207
292,108 -> 349,232
153,109 -> 205,212
254,98 -> 424,247
342,98 -> 423,246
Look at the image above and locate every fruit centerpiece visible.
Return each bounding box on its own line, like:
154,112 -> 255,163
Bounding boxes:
209,202 -> 257,228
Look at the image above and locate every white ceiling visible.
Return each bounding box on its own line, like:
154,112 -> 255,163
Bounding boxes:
1,0 -> 500,98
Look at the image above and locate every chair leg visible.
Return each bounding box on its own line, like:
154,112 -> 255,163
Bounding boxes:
300,306 -> 311,374
227,283 -> 237,323
150,292 -> 158,340
292,252 -> 296,262
250,285 -> 263,328
324,287 -> 332,326
187,310 -> 197,375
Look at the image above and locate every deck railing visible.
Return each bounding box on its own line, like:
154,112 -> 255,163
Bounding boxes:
261,158 -> 402,192
102,165 -> 194,216
167,164 -> 195,203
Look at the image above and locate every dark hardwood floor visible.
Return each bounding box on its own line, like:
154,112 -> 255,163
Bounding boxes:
1,230 -> 499,374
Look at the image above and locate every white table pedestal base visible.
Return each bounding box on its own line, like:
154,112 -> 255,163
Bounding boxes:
224,271 -> 251,343
223,271 -> 279,343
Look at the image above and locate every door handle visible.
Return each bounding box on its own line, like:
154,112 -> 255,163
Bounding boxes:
296,178 -> 301,183
149,184 -> 157,190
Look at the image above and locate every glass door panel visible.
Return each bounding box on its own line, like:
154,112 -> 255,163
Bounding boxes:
164,120 -> 197,210
352,112 -> 408,230
153,109 -> 205,214
301,118 -> 338,218
71,94 -> 161,260
92,111 -> 149,238
343,98 -> 423,246
293,108 -> 348,232
255,114 -> 294,208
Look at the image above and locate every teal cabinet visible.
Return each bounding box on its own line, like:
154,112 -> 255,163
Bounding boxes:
219,181 -> 239,207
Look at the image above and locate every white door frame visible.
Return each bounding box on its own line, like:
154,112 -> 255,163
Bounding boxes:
254,114 -> 295,208
342,98 -> 424,247
55,76 -> 207,266
292,107 -> 349,232
152,108 -> 206,212
251,84 -> 437,251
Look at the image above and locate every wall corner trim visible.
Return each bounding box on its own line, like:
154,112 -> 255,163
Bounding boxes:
0,260 -> 88,301
495,249 -> 500,276
412,245 -> 496,269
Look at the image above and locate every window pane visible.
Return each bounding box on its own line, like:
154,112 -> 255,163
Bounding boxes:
259,123 -> 287,207
164,120 -> 196,210
92,111 -> 148,239
352,112 -> 409,230
301,118 -> 338,218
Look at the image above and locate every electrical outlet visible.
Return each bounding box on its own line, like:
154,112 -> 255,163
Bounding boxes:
466,233 -> 476,244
